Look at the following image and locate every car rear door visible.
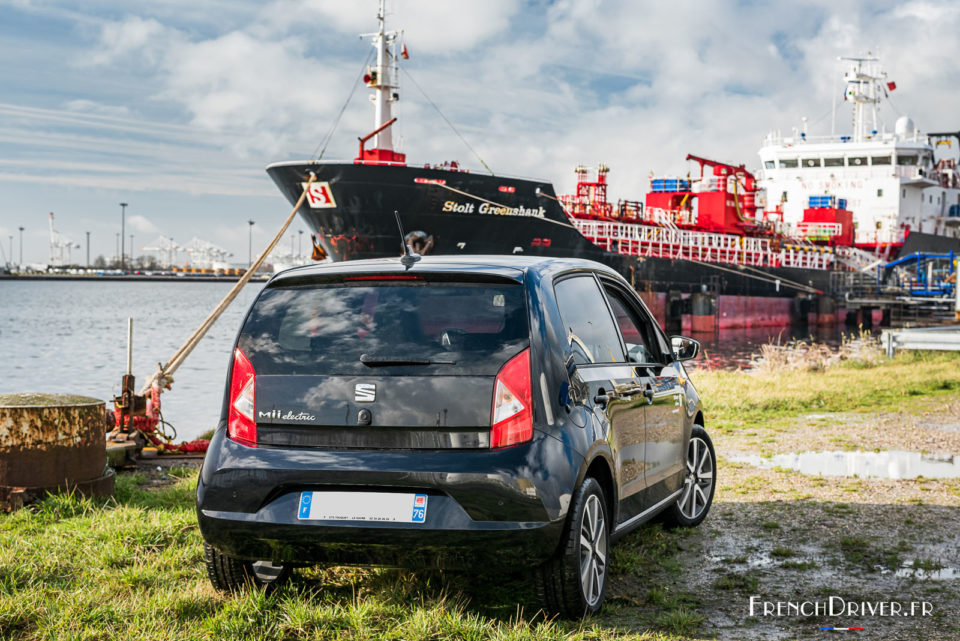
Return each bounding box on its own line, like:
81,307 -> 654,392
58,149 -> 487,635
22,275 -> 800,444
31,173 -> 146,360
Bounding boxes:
552,274 -> 649,522
599,279 -> 687,508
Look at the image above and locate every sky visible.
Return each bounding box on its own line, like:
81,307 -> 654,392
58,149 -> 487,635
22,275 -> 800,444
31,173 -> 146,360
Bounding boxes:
1,0 -> 959,266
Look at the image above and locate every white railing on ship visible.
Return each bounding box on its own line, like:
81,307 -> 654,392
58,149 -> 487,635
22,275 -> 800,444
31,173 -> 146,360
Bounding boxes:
572,219 -> 836,271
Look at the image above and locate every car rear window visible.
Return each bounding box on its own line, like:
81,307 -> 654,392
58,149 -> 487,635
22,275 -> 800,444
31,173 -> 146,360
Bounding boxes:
239,282 -> 529,376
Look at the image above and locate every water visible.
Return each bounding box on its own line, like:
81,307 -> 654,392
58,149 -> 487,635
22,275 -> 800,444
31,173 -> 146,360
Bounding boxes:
0,279 -> 863,440
685,324 -> 854,370
730,450 -> 960,479
894,561 -> 960,580
0,280 -> 263,441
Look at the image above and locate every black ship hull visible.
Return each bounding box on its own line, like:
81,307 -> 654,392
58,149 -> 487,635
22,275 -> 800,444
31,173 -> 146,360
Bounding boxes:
266,161 -> 833,300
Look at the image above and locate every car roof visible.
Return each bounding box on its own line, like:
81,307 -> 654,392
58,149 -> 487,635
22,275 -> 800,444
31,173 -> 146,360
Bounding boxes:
269,254 -> 621,284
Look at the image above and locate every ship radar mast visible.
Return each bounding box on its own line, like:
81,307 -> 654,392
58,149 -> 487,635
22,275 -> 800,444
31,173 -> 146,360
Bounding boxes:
357,0 -> 406,165
840,55 -> 886,143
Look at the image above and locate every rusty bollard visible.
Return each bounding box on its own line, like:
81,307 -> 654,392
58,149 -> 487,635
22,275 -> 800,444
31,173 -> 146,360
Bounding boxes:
0,393 -> 115,511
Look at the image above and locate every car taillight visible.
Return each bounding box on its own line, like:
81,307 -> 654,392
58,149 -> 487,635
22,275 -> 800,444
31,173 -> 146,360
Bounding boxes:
490,348 -> 533,448
228,348 -> 257,447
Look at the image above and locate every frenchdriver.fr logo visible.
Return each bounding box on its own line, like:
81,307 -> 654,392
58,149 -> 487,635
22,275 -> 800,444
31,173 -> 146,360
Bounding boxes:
749,595 -> 934,632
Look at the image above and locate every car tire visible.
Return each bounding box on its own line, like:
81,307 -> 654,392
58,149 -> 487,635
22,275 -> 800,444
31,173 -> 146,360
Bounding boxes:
203,542 -> 291,592
535,477 -> 609,618
662,424 -> 716,528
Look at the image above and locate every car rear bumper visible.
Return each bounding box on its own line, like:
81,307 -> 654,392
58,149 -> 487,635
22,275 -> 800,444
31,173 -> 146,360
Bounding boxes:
196,427 -> 577,570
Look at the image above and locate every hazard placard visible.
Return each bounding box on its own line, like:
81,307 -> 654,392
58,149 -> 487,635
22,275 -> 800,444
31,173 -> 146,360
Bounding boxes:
301,181 -> 338,209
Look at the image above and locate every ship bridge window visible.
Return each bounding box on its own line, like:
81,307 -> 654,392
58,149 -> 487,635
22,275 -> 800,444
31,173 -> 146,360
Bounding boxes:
779,158 -> 798,168
871,156 -> 892,165
802,158 -> 821,168
764,160 -> 775,169
824,157 -> 844,167
898,154 -> 918,166
849,157 -> 867,166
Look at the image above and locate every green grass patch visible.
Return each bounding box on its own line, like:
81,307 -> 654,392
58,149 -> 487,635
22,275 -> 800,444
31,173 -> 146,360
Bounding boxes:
0,472 -> 696,641
837,536 -> 911,572
691,351 -> 960,428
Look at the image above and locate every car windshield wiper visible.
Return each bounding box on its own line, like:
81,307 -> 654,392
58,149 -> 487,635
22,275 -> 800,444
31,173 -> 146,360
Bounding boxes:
360,354 -> 457,367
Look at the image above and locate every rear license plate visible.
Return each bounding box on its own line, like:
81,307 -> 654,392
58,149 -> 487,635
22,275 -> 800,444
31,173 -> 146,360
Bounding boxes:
297,491 -> 428,523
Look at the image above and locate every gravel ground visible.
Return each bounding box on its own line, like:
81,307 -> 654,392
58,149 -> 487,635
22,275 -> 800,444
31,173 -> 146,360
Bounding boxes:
598,396 -> 960,640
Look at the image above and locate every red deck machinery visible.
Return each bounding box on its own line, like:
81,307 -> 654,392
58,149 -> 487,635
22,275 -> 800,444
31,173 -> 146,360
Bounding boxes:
645,155 -> 766,235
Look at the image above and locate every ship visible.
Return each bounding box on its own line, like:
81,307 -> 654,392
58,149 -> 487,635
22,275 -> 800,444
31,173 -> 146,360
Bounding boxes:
266,2 -> 959,331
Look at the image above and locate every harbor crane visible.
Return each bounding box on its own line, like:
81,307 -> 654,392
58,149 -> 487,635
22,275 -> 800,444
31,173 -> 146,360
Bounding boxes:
141,236 -> 182,268
48,212 -> 80,267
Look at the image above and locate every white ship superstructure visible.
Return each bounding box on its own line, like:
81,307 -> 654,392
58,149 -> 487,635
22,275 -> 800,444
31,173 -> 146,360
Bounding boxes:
759,56 -> 960,249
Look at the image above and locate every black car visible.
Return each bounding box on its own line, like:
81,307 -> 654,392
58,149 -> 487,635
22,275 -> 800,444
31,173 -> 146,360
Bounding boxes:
197,255 -> 715,616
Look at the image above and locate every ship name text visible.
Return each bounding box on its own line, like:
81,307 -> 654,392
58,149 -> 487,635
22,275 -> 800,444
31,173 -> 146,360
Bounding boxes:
441,200 -> 545,218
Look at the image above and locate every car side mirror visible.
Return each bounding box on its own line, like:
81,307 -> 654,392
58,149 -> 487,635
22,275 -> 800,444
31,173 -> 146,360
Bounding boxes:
670,336 -> 700,362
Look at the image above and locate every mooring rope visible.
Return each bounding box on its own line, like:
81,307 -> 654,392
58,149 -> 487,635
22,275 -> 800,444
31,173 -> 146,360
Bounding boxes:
140,173 -> 317,394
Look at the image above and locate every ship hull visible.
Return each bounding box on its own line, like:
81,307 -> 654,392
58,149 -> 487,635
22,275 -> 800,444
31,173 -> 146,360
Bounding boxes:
266,162 -> 836,328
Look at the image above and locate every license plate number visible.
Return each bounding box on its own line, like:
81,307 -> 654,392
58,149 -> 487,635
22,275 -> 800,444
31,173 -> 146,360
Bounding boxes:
297,491 -> 428,523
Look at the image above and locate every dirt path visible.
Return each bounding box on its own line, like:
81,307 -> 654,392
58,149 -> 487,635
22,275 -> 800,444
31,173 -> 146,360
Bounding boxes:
597,398 -> 960,640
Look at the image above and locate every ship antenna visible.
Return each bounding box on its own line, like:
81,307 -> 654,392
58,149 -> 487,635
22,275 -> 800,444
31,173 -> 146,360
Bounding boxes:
394,210 -> 420,268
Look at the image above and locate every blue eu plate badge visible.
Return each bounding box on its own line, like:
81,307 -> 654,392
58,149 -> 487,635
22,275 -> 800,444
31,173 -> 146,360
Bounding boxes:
411,494 -> 427,523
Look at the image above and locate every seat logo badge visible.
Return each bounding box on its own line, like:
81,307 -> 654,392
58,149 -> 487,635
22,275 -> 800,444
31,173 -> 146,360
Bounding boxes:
355,383 -> 376,402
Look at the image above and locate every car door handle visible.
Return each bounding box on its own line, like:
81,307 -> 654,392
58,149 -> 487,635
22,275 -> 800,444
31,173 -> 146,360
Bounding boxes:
593,394 -> 610,408
643,384 -> 655,403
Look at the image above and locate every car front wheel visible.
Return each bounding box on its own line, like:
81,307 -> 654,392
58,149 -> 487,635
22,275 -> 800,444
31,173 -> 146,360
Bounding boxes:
663,424 -> 716,528
203,542 -> 291,592
535,477 -> 609,617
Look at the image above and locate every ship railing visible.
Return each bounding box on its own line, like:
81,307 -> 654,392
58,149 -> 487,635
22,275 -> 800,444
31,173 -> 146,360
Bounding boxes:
762,132 -> 898,147
779,246 -> 834,270
570,219 -> 813,269
835,245 -> 884,274
643,207 -> 683,229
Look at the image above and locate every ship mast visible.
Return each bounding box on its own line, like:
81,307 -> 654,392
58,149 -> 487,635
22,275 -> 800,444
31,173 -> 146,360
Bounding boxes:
356,0 -> 405,164
373,0 -> 393,150
841,55 -> 885,143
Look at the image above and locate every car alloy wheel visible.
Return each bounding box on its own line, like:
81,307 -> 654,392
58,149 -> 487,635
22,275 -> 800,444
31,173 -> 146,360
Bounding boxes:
579,493 -> 607,607
678,436 -> 714,520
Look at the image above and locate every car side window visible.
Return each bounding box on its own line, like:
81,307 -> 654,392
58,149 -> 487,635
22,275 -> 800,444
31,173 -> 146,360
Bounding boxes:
554,275 -> 626,365
603,286 -> 662,365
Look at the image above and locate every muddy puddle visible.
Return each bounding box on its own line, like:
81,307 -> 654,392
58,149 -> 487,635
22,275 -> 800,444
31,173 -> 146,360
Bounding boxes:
729,449 -> 960,479
892,561 -> 960,580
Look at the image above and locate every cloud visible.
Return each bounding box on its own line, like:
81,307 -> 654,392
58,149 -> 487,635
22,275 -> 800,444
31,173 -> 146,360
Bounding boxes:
63,99 -> 130,117
84,15 -> 173,67
157,30 -> 344,154
6,0 -> 960,265
126,214 -> 159,234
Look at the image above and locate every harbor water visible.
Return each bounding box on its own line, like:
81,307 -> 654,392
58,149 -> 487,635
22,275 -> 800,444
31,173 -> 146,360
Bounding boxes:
0,279 -> 853,441
0,280 -> 263,442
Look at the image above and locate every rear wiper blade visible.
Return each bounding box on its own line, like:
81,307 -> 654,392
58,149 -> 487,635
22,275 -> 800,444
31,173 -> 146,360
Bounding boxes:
360,353 -> 457,367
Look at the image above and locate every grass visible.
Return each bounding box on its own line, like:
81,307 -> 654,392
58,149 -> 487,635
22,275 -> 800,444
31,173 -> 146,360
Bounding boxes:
691,351 -> 960,430
0,472 -> 698,641
836,536 -> 912,572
